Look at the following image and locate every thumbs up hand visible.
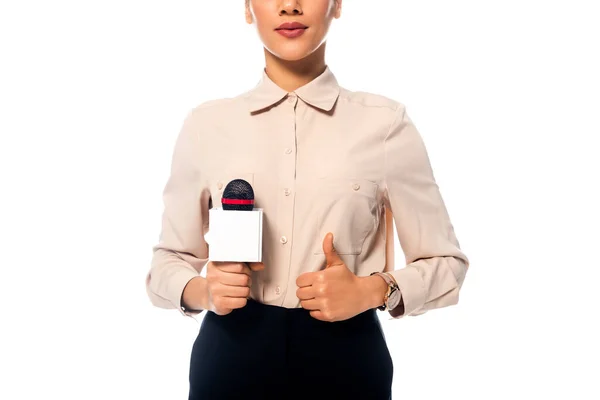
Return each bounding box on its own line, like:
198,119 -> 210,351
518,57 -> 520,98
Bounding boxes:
296,232 -> 376,322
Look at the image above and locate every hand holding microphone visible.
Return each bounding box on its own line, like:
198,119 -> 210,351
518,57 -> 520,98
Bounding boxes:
206,260 -> 265,316
202,177 -> 265,315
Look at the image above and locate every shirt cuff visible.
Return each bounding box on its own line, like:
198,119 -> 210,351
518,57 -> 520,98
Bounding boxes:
387,265 -> 426,318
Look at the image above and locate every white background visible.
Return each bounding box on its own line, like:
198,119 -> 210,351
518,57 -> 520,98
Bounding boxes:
1,1 -> 599,399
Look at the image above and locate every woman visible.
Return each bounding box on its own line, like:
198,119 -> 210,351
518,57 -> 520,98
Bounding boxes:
145,1 -> 470,399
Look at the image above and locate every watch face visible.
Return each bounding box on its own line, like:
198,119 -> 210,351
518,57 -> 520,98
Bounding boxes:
387,290 -> 401,310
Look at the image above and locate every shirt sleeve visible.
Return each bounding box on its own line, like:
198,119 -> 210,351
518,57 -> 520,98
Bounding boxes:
382,104 -> 470,319
145,108 -> 211,319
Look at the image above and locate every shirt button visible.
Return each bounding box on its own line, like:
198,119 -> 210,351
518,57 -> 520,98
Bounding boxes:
287,94 -> 296,103
275,286 -> 281,294
285,148 -> 292,154
280,236 -> 288,244
352,183 -> 360,191
284,188 -> 291,196
217,182 -> 223,190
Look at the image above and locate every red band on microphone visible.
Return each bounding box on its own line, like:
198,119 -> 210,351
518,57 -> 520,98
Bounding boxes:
221,198 -> 254,205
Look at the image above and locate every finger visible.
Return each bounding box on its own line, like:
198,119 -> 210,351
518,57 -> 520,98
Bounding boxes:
296,285 -> 316,300
296,271 -> 318,288
309,310 -> 328,321
219,270 -> 252,287
323,232 -> 344,268
247,261 -> 265,271
215,262 -> 252,276
300,298 -> 320,310
211,306 -> 232,316
218,296 -> 248,310
216,284 -> 251,298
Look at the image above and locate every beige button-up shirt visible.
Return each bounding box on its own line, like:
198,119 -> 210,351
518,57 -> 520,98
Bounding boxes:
145,65 -> 470,320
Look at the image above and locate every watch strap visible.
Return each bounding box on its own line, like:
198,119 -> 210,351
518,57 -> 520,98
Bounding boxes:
371,271 -> 398,311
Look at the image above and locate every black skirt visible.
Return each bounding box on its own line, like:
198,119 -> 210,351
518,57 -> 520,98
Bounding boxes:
188,298 -> 393,400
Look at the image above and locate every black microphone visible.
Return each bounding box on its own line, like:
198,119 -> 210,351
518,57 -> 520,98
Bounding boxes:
221,179 -> 255,211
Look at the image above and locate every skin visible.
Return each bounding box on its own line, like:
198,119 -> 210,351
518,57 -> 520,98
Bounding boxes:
245,0 -> 341,91
182,0 -> 390,320
182,260 -> 266,316
296,232 -> 389,322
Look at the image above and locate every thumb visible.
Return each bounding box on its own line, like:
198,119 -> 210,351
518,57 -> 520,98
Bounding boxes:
247,261 -> 265,271
323,232 -> 343,268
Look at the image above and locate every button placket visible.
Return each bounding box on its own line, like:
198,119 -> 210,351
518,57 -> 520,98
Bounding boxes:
274,92 -> 298,304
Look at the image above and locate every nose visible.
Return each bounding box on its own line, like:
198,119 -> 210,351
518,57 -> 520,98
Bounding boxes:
279,0 -> 302,15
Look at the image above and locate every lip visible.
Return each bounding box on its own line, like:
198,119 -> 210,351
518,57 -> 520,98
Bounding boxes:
276,22 -> 308,30
275,22 -> 308,38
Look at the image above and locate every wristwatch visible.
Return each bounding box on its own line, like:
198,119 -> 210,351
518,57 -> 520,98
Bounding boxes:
370,271 -> 401,311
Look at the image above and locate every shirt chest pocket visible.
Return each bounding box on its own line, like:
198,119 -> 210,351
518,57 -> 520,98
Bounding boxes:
209,172 -> 255,210
312,178 -> 380,255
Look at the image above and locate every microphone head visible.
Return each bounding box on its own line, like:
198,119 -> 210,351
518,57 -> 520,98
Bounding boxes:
222,179 -> 255,211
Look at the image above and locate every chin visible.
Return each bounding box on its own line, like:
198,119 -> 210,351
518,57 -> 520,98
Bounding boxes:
267,45 -> 317,62
273,52 -> 312,62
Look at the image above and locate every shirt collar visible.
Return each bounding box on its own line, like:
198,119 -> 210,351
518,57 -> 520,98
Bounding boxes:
246,65 -> 340,113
